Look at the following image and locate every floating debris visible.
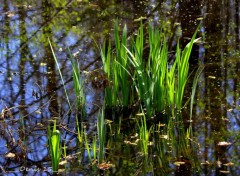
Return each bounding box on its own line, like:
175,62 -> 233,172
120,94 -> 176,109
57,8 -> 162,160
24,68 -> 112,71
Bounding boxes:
40,62 -> 47,66
136,113 -> 145,116
208,75 -> 216,79
174,161 -> 186,166
217,141 -> 231,146
219,170 -> 230,174
35,110 -> 42,114
134,16 -> 147,22
223,162 -> 234,167
98,162 -> 112,170
201,161 -> 211,165
59,160 -> 67,166
124,140 -> 138,146
130,133 -> 138,138
5,152 -> 15,158
160,135 -> 169,139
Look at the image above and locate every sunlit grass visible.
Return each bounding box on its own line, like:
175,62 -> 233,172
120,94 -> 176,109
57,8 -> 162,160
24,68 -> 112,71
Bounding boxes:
47,20 -> 203,174
101,21 -> 200,117
48,120 -> 61,173
48,39 -> 71,110
175,28 -> 201,109
68,49 -> 86,118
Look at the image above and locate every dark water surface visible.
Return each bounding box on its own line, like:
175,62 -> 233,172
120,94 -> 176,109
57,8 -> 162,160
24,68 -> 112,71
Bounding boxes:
0,0 -> 239,175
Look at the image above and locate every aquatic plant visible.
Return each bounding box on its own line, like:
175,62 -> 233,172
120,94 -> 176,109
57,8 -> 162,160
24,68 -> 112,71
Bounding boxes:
49,39 -> 71,110
189,65 -> 204,132
84,130 -> 93,163
97,109 -> 106,164
175,29 -> 200,110
100,21 -> 200,117
100,41 -> 116,106
48,120 -> 61,173
138,113 -> 152,156
100,22 -> 133,107
69,49 -> 86,118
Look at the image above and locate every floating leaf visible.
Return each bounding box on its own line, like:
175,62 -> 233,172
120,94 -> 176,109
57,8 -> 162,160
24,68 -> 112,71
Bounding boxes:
98,162 -> 112,170
208,75 -> 216,79
220,170 -> 230,174
59,160 -> 67,165
35,110 -> 41,114
136,113 -> 145,116
40,62 -> 47,66
174,161 -> 186,166
223,162 -> 234,166
134,16 -> 147,22
5,153 -> 15,158
217,141 -> 231,146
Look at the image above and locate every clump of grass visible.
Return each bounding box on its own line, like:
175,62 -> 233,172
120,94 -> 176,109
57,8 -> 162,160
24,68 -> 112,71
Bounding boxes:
100,21 -> 200,118
100,22 -> 133,107
48,120 -> 61,173
175,30 -> 201,110
84,109 -> 106,165
138,112 -> 152,156
49,39 -> 86,123
68,49 -> 86,118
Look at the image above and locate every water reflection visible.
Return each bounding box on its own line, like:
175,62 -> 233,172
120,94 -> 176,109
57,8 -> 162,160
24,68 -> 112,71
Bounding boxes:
0,0 -> 239,175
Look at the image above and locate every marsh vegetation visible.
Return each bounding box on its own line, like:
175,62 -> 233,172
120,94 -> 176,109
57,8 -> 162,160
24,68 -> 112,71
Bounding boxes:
0,1 -> 239,176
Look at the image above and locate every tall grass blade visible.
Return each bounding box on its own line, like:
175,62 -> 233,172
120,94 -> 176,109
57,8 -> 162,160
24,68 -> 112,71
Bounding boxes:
189,65 -> 204,129
48,39 -> 71,110
176,24 -> 200,109
97,109 -> 106,164
68,49 -> 86,118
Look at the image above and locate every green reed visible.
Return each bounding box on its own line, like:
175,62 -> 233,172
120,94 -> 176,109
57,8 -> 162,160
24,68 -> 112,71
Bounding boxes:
175,27 -> 200,109
148,24 -> 167,112
84,131 -> 92,162
48,120 -> 61,173
101,21 -> 200,117
97,109 -> 106,164
138,113 -> 152,156
49,39 -> 71,110
69,49 -> 86,118
100,40 -> 116,106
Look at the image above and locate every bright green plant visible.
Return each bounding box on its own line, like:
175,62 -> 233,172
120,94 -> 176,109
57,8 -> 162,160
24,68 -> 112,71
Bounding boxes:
84,131 -> 92,162
148,24 -> 167,112
84,133 -> 97,164
92,135 -> 97,161
97,109 -> 106,164
138,112 -> 152,156
175,26 -> 201,109
101,21 -> 200,118
76,116 -> 84,145
100,40 -> 115,106
186,65 -> 204,158
48,120 -> 61,173
69,49 -> 86,118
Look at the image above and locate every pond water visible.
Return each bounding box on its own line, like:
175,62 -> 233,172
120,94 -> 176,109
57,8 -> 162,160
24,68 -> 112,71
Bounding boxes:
0,0 -> 239,176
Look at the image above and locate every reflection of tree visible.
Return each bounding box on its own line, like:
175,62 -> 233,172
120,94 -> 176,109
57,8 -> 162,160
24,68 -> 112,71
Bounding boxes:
179,0 -> 201,45
42,0 -> 59,117
2,0 -> 13,107
193,1 -> 240,175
